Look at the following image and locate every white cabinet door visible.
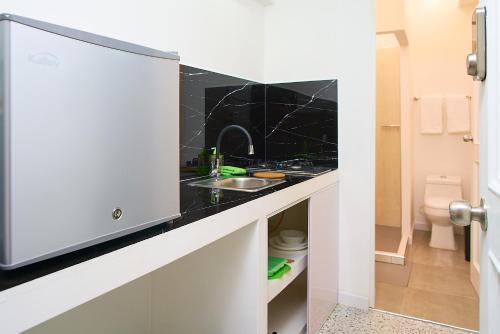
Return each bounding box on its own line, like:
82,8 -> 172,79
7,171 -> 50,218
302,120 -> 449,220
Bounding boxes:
308,184 -> 339,333
478,1 -> 500,332
450,3 -> 500,331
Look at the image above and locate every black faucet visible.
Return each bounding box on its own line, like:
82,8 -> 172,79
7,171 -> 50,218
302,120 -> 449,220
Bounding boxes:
212,125 -> 254,177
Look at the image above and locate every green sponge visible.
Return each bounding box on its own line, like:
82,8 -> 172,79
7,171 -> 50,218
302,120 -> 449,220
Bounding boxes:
219,165 -> 247,176
268,256 -> 287,277
268,264 -> 291,280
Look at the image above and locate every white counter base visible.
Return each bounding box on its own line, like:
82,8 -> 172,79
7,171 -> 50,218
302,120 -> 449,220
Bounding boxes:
0,171 -> 338,333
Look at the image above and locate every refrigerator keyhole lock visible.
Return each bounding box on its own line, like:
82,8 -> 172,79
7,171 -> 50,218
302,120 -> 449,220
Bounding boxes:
112,208 -> 123,221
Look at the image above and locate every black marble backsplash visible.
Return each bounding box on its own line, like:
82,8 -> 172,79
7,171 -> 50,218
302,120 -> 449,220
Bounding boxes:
266,80 -> 338,167
180,66 -> 265,178
180,65 -> 338,178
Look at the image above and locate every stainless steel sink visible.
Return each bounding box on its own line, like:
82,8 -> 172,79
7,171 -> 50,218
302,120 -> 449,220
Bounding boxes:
188,176 -> 286,192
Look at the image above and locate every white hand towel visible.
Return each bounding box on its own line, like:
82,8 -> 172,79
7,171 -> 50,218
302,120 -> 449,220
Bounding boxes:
446,96 -> 470,134
419,96 -> 443,134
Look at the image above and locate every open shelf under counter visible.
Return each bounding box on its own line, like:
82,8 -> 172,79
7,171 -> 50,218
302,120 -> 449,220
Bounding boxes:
268,247 -> 308,303
268,271 -> 307,334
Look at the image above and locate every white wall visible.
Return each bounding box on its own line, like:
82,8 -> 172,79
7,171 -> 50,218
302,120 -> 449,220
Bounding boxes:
375,0 -> 405,33
264,1 -> 376,308
0,0 -> 266,82
405,0 -> 476,230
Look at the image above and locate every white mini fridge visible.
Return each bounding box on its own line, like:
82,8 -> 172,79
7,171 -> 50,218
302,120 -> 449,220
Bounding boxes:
0,14 -> 180,269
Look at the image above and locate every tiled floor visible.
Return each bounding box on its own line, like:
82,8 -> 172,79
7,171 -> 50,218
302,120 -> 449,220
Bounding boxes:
376,257 -> 412,287
319,304 -> 475,334
375,230 -> 479,330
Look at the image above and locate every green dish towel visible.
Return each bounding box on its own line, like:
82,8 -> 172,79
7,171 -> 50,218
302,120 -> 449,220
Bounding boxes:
219,165 -> 247,176
268,256 -> 287,277
268,264 -> 291,280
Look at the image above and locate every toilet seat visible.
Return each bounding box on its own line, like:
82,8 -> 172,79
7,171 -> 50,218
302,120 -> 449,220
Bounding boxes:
424,196 -> 454,224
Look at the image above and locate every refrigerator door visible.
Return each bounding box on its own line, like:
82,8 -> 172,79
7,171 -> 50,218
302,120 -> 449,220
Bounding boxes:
2,20 -> 179,268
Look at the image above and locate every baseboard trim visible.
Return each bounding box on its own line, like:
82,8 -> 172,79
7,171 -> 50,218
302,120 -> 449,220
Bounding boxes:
413,221 -> 431,231
338,291 -> 369,310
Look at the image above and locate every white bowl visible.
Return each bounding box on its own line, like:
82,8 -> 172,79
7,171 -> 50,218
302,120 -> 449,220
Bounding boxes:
269,236 -> 307,251
280,229 -> 306,245
273,236 -> 307,248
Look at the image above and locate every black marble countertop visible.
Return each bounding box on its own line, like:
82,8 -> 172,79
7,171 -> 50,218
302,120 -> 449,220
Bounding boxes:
0,172 -> 323,292
174,174 -> 311,228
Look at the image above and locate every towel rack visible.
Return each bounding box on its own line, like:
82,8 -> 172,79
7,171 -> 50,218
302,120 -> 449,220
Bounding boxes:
380,124 -> 400,128
413,95 -> 472,101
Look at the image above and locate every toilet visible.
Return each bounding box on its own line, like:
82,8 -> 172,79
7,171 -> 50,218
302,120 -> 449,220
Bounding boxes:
424,175 -> 462,250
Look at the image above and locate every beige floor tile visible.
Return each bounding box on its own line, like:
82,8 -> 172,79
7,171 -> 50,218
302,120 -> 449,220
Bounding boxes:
376,230 -> 479,331
408,263 -> 478,299
401,287 -> 479,330
412,242 -> 469,271
375,282 -> 406,314
412,230 -> 430,245
411,231 -> 467,268
376,261 -> 412,287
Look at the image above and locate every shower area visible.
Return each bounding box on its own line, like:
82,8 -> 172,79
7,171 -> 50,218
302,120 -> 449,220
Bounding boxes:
375,22 -> 412,266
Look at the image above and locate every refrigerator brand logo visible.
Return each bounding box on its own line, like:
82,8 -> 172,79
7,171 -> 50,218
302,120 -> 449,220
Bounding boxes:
28,53 -> 59,68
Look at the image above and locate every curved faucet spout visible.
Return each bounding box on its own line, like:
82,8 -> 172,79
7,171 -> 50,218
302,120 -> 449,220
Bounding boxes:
212,125 -> 254,177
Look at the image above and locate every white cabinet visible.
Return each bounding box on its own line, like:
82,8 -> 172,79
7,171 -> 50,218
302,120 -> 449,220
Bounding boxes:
308,184 -> 339,333
23,179 -> 339,334
267,183 -> 339,334
27,223 -> 262,334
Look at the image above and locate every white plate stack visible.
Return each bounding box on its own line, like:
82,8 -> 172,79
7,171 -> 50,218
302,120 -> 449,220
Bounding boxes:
269,229 -> 308,251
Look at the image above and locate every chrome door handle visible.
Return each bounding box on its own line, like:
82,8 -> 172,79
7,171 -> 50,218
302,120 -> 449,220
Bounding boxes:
466,7 -> 486,81
466,53 -> 478,76
449,198 -> 488,231
463,134 -> 474,142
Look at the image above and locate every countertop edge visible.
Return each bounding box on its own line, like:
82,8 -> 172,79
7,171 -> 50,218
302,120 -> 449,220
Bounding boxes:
0,170 -> 339,333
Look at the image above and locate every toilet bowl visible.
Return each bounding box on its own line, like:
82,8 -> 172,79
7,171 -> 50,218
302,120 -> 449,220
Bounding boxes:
424,175 -> 462,250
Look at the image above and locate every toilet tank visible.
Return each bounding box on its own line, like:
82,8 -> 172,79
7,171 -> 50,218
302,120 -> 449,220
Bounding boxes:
425,175 -> 463,199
